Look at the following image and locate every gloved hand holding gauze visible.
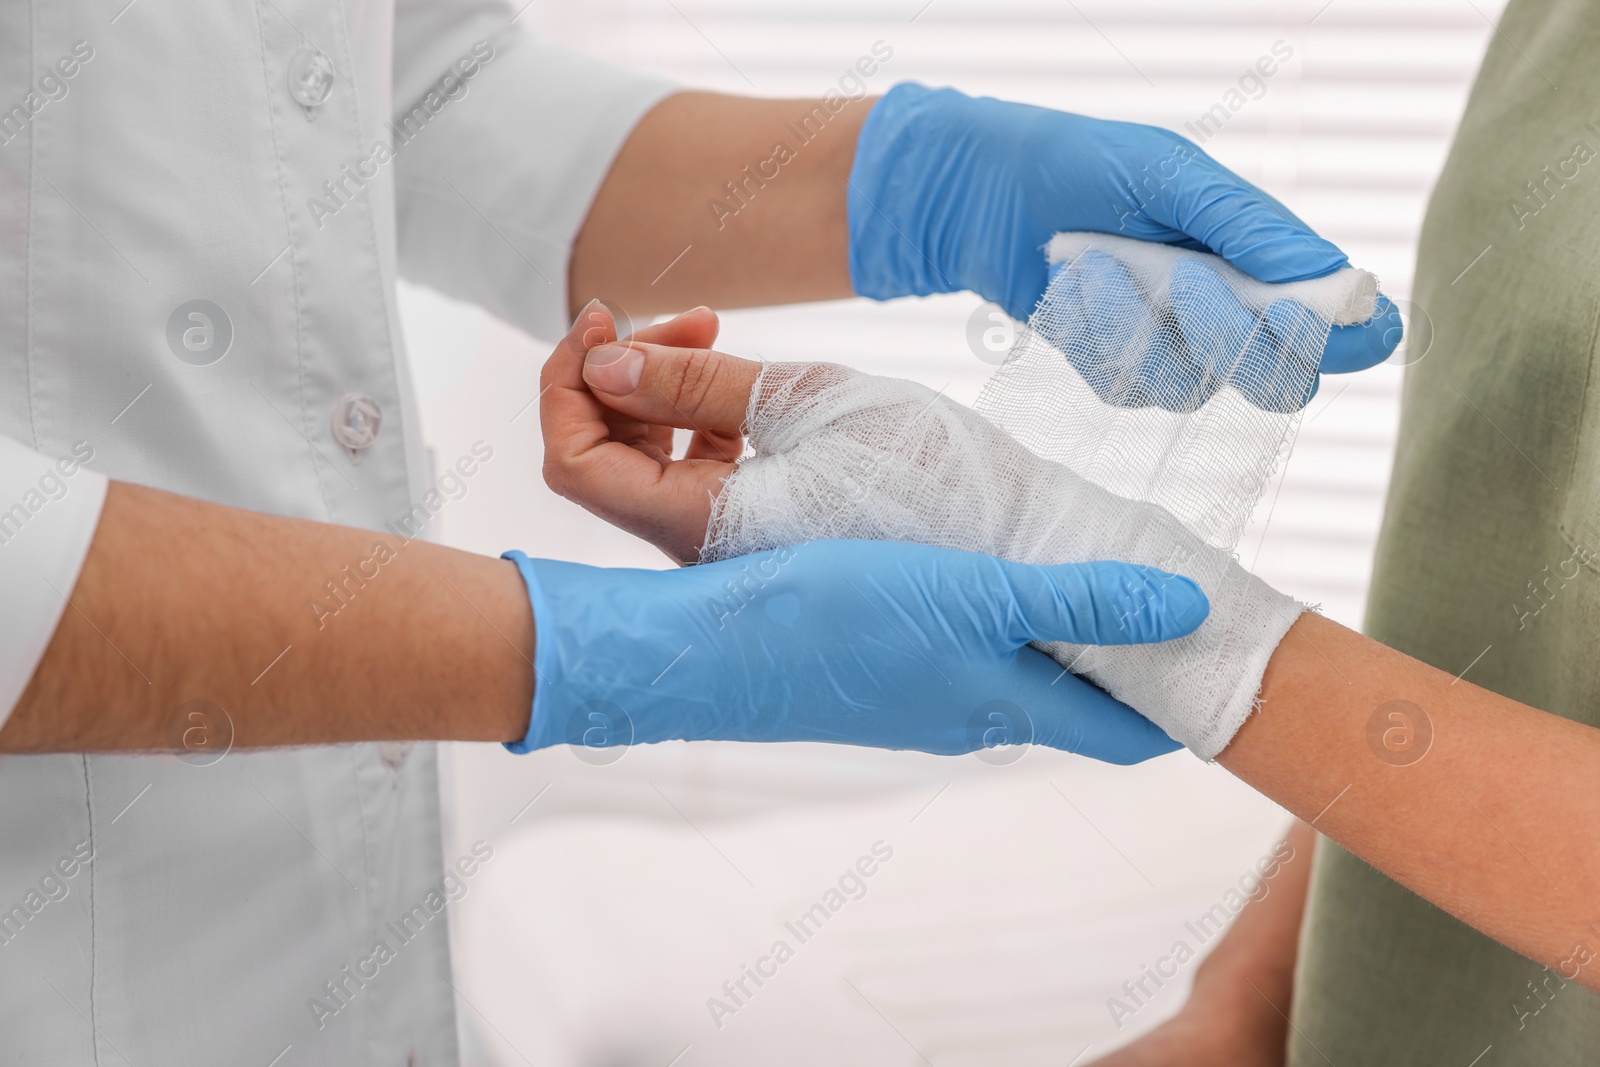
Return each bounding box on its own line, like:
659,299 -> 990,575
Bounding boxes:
701,233 -> 1381,759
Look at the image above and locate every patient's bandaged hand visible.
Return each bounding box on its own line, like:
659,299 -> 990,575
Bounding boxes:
699,362 -> 1301,758
699,234 -> 1379,758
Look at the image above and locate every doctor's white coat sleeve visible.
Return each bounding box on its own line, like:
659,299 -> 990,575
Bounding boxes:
392,3 -> 678,339
0,435 -> 109,727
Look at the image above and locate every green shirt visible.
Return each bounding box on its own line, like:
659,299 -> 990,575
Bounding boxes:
1290,1 -> 1600,1062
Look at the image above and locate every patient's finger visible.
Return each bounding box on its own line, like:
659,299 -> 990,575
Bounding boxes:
583,338 -> 762,436
540,301 -> 620,476
540,302 -> 734,562
684,427 -> 743,463
627,304 -> 725,349
603,307 -> 730,458
545,301 -> 722,401
541,303 -> 723,469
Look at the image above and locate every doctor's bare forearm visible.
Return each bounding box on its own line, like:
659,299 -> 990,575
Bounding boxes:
567,91 -> 868,317
1218,613 -> 1600,992
0,482 -> 534,752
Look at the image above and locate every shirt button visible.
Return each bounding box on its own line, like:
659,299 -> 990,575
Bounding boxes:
331,392 -> 382,462
288,46 -> 335,109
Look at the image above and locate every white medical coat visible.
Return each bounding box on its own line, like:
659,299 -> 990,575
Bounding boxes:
0,1 -> 671,1062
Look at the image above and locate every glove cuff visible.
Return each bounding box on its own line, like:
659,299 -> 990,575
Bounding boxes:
848,81 -> 968,302
499,550 -> 565,754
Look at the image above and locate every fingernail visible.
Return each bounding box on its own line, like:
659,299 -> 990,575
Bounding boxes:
570,297 -> 603,330
575,299 -> 615,350
584,343 -> 644,394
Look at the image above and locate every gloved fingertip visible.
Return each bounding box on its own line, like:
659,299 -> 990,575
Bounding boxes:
1321,293 -> 1403,373
1068,561 -> 1209,644
1097,724 -> 1185,765
1371,292 -> 1405,355
1154,572 -> 1210,638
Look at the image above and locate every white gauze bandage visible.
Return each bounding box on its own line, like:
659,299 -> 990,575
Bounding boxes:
702,233 -> 1379,758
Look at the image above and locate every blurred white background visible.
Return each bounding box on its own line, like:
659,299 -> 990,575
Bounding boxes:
403,2 -> 1502,1063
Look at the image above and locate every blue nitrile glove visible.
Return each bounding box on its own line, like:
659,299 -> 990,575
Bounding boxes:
502,539 -> 1209,764
848,84 -> 1402,385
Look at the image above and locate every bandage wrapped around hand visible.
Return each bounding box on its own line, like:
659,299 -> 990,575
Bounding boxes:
699,234 -> 1380,758
699,361 -> 1303,759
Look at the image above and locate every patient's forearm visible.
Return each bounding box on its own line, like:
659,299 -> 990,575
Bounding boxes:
1218,613 -> 1600,990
